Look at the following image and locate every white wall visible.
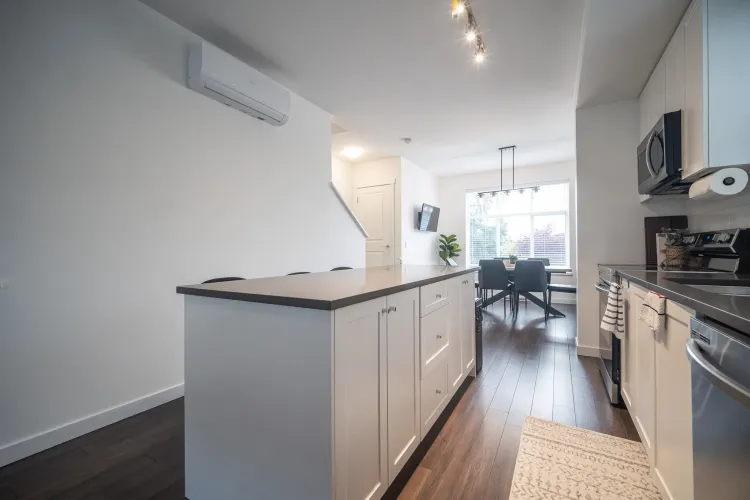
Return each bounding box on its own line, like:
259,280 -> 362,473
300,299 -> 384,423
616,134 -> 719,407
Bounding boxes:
0,0 -> 364,466
331,156 -> 354,206
575,100 -> 686,353
401,158 -> 440,265
438,161 -> 578,299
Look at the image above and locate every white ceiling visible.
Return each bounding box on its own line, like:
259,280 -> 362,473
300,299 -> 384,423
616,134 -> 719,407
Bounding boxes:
576,0 -> 691,109
142,0 -> 585,176
142,0 -> 691,176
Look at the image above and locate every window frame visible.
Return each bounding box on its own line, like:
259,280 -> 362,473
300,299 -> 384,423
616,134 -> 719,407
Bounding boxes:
465,180 -> 571,266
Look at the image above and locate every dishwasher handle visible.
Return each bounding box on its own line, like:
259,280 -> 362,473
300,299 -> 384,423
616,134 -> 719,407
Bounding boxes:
687,339 -> 750,410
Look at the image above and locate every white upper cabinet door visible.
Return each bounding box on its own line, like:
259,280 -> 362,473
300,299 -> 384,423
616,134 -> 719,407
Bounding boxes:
460,275 -> 476,373
683,0 -> 750,179
640,58 -> 667,141
683,0 -> 705,180
665,23 -> 686,115
334,298 -> 388,500
447,278 -> 464,394
385,289 -> 420,485
654,305 -> 694,500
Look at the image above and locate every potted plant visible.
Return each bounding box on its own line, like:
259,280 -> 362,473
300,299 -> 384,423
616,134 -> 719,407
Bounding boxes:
661,228 -> 691,268
438,234 -> 462,266
508,254 -> 518,265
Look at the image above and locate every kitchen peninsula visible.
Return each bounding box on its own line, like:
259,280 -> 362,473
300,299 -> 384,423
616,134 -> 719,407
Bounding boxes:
177,265 -> 479,500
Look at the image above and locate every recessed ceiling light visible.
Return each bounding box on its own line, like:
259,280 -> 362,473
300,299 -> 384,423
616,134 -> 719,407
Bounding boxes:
341,146 -> 365,159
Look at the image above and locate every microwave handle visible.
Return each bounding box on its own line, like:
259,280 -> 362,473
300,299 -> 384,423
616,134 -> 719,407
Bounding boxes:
644,131 -> 658,178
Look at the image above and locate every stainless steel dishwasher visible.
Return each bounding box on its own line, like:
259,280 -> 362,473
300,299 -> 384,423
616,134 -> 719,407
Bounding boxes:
688,318 -> 750,500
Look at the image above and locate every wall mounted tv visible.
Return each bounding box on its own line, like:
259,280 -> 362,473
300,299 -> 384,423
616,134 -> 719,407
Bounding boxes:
417,204 -> 440,232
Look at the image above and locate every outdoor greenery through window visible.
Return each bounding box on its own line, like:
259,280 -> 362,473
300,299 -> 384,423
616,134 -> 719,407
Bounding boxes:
467,183 -> 570,266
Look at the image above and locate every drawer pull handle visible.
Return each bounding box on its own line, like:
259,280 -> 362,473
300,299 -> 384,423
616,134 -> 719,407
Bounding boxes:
435,389 -> 443,394
436,293 -> 442,298
436,334 -> 443,339
381,308 -> 387,315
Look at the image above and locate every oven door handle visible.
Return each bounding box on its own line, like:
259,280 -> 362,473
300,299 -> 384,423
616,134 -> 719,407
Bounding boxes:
595,284 -> 610,294
645,131 -> 659,178
686,339 -> 750,410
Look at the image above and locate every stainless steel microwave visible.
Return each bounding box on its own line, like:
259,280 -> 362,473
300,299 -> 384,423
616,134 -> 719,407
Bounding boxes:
638,111 -> 690,195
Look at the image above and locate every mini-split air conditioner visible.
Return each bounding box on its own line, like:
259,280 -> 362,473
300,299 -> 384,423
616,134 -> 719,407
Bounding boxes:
188,41 -> 290,126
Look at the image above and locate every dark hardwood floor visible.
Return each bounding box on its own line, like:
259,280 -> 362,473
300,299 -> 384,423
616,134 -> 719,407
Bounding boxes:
398,303 -> 639,500
0,303 -> 637,500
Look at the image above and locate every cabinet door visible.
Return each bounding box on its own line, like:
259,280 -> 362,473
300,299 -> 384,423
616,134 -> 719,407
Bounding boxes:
621,289 -> 640,411
640,58 -> 667,141
665,23 -> 685,115
683,0 -> 705,179
385,289 -> 420,484
334,298 -> 388,500
654,308 -> 694,500
447,278 -> 463,394
460,276 -> 476,373
635,312 -> 656,463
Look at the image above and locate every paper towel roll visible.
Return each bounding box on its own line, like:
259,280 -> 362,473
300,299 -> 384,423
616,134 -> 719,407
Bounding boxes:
689,168 -> 749,200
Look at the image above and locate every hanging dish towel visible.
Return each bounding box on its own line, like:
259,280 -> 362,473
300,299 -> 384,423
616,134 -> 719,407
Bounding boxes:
640,291 -> 666,333
600,283 -> 625,339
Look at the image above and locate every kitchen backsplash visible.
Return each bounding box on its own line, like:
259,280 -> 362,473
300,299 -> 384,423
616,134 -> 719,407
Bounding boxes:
686,190 -> 750,231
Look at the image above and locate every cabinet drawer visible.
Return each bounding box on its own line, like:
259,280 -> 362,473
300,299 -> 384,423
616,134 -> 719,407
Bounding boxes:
420,280 -> 450,317
420,305 -> 450,376
421,357 -> 448,436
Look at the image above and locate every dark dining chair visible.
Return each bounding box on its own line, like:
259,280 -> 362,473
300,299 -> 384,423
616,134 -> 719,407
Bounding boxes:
287,271 -> 310,275
478,259 -> 513,315
512,260 -> 549,320
527,258 -> 551,266
202,277 -> 244,284
330,266 -> 352,271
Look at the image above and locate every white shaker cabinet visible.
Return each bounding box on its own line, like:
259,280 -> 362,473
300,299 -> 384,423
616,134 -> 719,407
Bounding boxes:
460,277 -> 476,373
665,22 -> 686,116
654,301 -> 695,500
334,298 -> 389,500
385,289 -> 421,484
447,278 -> 465,395
621,285 -> 640,411
639,57 -> 666,141
682,0 -> 750,180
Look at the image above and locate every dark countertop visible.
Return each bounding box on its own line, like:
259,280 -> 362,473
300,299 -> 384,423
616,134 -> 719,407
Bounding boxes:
603,265 -> 750,334
177,265 -> 479,311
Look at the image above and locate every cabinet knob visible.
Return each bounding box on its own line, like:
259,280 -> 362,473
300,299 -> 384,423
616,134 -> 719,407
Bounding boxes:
392,306 -> 397,312
436,334 -> 443,339
381,308 -> 387,315
436,293 -> 442,298
435,389 -> 442,394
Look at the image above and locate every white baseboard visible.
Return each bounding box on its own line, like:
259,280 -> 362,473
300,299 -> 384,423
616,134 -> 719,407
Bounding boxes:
0,383 -> 184,468
575,339 -> 600,357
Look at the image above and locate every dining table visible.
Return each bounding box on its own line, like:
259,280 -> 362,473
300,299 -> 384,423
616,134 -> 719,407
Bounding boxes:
476,264 -> 573,318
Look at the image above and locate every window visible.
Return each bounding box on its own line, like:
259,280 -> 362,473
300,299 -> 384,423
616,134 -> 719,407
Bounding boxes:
467,183 -> 570,266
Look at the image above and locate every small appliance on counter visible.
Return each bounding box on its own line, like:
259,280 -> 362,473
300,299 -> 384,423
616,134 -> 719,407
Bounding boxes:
638,111 -> 691,195
596,227 -> 750,406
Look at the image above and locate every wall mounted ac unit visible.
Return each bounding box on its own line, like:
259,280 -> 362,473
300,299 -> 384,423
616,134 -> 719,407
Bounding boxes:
188,41 -> 290,126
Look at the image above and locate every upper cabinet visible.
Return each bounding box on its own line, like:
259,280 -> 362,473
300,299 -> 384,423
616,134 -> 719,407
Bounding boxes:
640,58 -> 666,141
641,0 -> 750,181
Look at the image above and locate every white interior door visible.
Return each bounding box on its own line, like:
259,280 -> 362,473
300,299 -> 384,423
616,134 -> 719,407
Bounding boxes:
355,184 -> 395,267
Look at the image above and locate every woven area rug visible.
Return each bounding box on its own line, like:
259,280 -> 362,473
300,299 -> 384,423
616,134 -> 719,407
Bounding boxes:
509,417 -> 662,500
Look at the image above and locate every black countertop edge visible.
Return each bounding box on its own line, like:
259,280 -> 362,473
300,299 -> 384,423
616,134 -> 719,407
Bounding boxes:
613,269 -> 750,334
176,268 -> 479,311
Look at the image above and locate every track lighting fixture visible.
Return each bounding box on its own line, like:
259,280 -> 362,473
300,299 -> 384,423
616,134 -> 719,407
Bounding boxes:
451,1 -> 486,65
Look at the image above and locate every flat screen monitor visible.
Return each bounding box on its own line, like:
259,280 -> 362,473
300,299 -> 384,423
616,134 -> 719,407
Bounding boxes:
418,204 -> 440,232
